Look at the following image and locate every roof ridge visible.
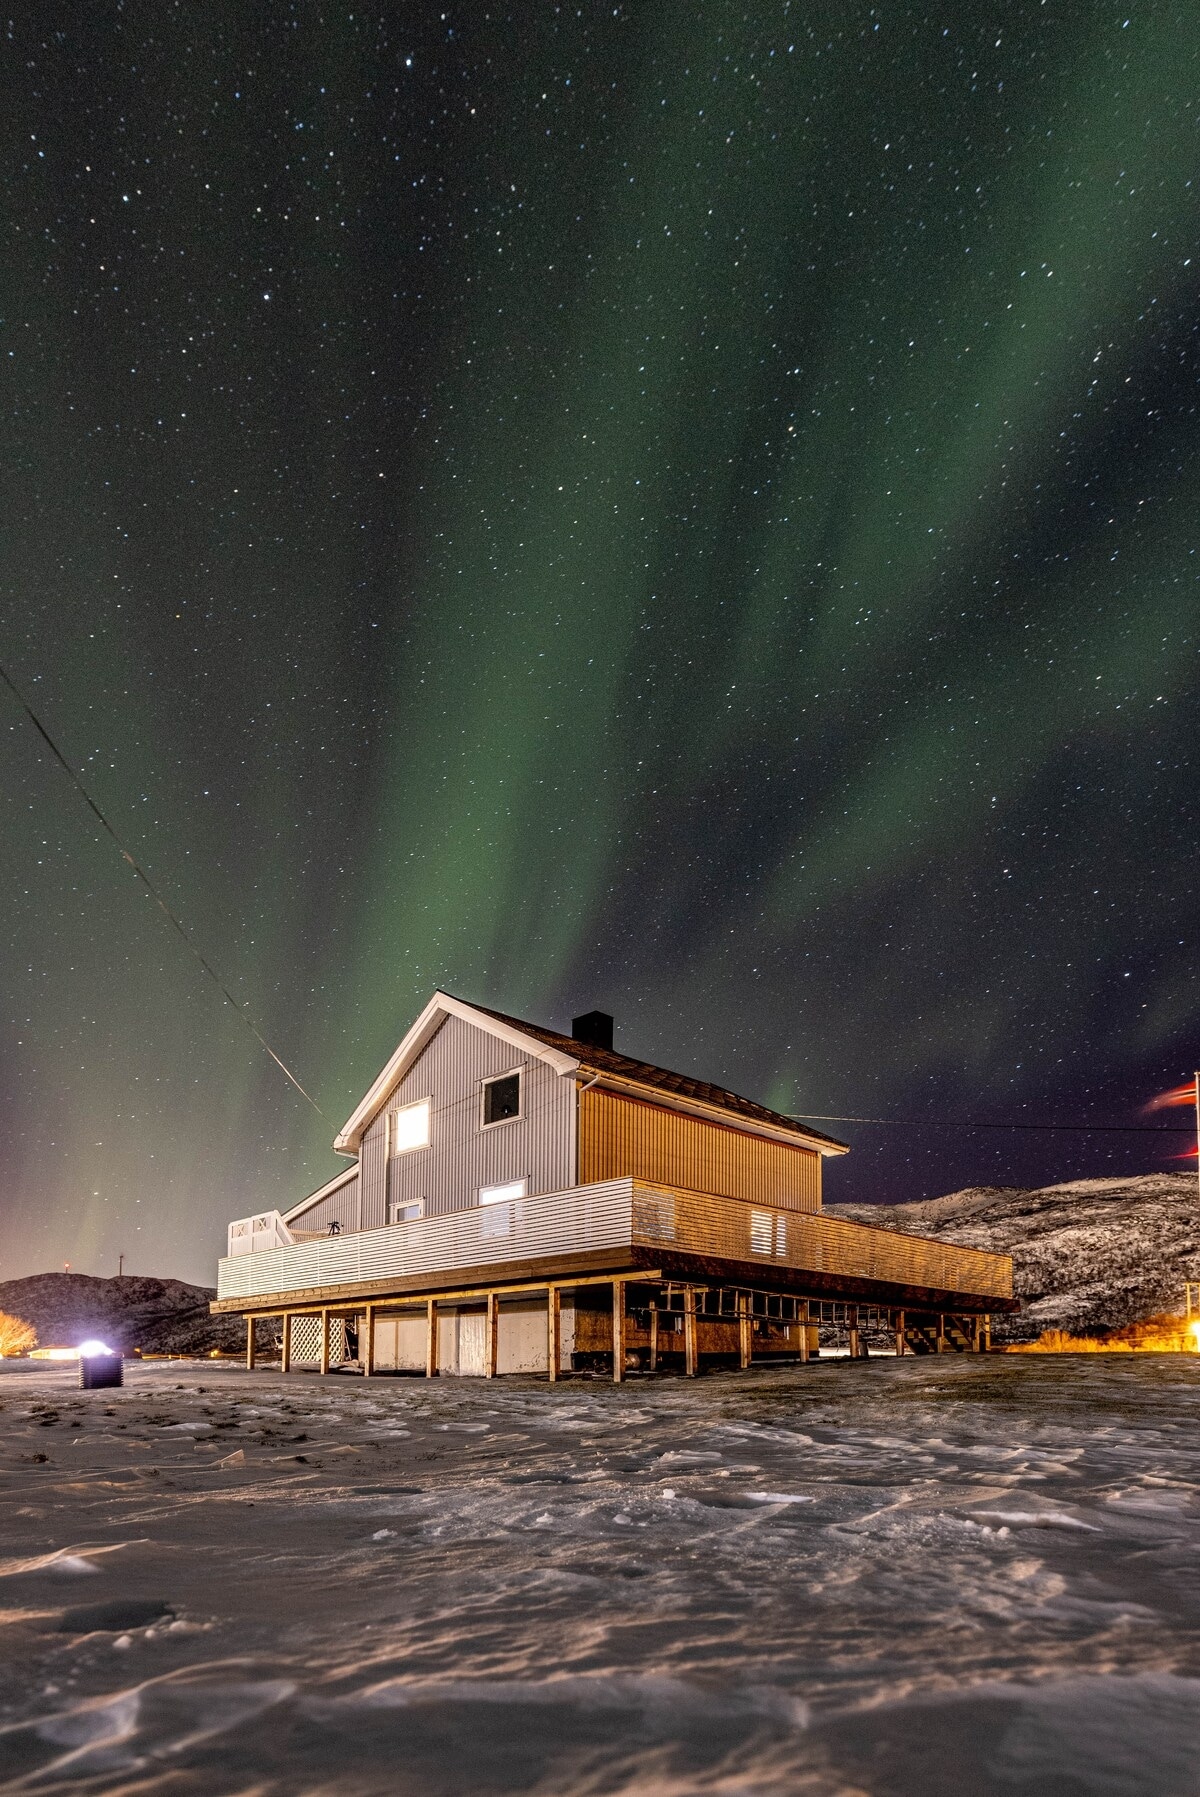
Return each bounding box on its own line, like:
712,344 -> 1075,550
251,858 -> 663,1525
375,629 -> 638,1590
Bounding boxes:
465,999 -> 847,1153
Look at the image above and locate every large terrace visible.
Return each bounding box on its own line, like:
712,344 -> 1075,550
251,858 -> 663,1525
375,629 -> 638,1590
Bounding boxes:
214,1178 -> 1013,1316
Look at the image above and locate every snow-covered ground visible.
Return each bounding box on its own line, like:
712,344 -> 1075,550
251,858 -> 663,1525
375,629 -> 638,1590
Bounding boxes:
2,1355 -> 1199,1794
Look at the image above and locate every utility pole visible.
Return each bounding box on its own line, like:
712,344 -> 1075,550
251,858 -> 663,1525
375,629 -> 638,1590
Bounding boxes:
117,1254 -> 125,1279
1187,1074 -> 1200,1333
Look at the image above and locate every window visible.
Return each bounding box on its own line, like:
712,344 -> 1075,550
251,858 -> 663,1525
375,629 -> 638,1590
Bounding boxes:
775,1215 -> 787,1258
389,1098 -> 430,1155
389,1200 -> 424,1226
479,1178 -> 527,1206
481,1071 -> 521,1128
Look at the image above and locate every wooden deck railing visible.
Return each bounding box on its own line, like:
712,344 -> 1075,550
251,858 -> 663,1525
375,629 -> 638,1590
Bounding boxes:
217,1178 -> 1011,1305
631,1183 -> 1012,1300
216,1179 -> 638,1300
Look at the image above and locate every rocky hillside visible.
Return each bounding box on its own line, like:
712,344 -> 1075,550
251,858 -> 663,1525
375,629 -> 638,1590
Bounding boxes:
827,1173 -> 1200,1340
0,1273 -> 246,1356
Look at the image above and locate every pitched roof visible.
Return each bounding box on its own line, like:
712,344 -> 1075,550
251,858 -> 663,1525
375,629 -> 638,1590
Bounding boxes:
334,990 -> 848,1156
466,999 -> 848,1155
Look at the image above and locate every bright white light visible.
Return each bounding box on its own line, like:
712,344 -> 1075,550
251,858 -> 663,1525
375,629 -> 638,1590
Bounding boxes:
390,1099 -> 430,1154
479,1179 -> 526,1206
77,1340 -> 114,1358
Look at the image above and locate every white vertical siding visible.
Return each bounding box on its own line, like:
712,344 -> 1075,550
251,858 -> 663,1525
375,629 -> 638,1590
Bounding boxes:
285,1172 -> 359,1236
357,1013 -> 574,1227
360,1115 -> 388,1230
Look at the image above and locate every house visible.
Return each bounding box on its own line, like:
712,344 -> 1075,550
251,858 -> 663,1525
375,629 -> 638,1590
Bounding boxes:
213,992 -> 1015,1376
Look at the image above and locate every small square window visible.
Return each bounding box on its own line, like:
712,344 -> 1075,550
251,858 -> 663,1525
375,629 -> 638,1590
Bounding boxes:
482,1071 -> 521,1127
389,1200 -> 423,1225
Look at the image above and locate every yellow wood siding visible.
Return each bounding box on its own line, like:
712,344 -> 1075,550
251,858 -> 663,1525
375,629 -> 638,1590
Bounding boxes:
580,1086 -> 821,1212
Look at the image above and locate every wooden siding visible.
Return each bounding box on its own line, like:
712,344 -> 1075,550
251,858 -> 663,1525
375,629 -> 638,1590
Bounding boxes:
630,1183 -> 1011,1303
355,1012 -> 575,1229
580,1086 -> 821,1212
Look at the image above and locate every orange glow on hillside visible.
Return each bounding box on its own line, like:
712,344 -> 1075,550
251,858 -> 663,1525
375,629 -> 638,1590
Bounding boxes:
1008,1314 -> 1199,1354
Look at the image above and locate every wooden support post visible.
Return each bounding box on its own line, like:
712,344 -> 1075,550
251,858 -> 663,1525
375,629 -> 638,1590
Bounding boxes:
486,1291 -> 499,1379
936,1314 -> 947,1353
612,1280 -> 625,1383
738,1294 -> 752,1370
972,1315 -> 983,1353
281,1312 -> 292,1374
684,1288 -> 698,1377
847,1307 -> 862,1361
363,1306 -> 375,1378
894,1310 -> 906,1357
547,1286 -> 561,1383
425,1299 -> 438,1378
798,1300 -> 810,1364
983,1314 -> 992,1353
648,1306 -> 658,1372
319,1309 -> 331,1376
245,1316 -> 255,1371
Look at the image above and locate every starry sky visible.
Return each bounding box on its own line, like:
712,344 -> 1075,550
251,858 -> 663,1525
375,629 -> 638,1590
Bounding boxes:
2,4 -> 1197,1285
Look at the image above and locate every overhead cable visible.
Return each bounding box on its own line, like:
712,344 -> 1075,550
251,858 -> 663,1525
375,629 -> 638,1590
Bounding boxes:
0,659 -> 326,1119
789,1112 -> 1194,1136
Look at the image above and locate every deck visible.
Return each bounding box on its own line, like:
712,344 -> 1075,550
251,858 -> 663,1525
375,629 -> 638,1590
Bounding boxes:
214,1178 -> 1014,1316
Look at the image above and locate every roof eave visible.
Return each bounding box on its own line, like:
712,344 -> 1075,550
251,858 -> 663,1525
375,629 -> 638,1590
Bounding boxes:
281,1162 -> 359,1226
577,1067 -> 850,1155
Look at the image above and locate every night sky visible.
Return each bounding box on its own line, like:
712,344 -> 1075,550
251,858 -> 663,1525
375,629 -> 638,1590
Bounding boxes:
2,5 -> 1197,1286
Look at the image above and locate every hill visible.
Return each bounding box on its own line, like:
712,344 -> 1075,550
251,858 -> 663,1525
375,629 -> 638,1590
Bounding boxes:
0,1272 -> 245,1357
827,1172 -> 1200,1340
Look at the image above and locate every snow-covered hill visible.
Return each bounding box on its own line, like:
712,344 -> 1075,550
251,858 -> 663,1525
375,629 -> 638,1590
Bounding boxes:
0,1272 -> 245,1356
827,1173 -> 1200,1340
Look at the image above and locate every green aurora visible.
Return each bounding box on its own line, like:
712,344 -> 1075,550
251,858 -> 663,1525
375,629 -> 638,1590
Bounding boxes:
1,4 -> 1196,1280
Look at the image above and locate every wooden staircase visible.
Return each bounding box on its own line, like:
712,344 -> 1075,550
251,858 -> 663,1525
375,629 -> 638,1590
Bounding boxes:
900,1315 -> 980,1354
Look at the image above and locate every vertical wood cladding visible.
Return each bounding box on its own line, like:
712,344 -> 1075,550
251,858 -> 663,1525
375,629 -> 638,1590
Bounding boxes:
579,1086 -> 821,1212
356,1013 -> 575,1229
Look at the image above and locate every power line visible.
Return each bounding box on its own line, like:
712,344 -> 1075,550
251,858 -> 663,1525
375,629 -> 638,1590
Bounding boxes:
0,659 -> 326,1120
789,1112 -> 1195,1136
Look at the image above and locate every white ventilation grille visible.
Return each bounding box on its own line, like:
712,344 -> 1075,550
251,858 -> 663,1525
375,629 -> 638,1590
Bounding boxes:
750,1210 -> 773,1255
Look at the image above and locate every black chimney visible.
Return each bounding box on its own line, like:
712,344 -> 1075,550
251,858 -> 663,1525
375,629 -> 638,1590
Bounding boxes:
572,1010 -> 614,1051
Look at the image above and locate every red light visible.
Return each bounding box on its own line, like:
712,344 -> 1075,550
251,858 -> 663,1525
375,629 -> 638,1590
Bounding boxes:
1145,1080 -> 1198,1114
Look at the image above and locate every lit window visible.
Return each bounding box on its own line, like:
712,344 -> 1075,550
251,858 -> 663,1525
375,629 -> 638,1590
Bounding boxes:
390,1099 -> 430,1154
479,1178 -> 527,1206
482,1071 -> 521,1127
750,1210 -> 773,1255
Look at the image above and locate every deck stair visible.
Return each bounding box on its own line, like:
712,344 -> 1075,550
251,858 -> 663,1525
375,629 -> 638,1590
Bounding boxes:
901,1315 -> 978,1354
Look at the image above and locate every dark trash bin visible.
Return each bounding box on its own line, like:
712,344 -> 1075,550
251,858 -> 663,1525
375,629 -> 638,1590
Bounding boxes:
79,1345 -> 123,1389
